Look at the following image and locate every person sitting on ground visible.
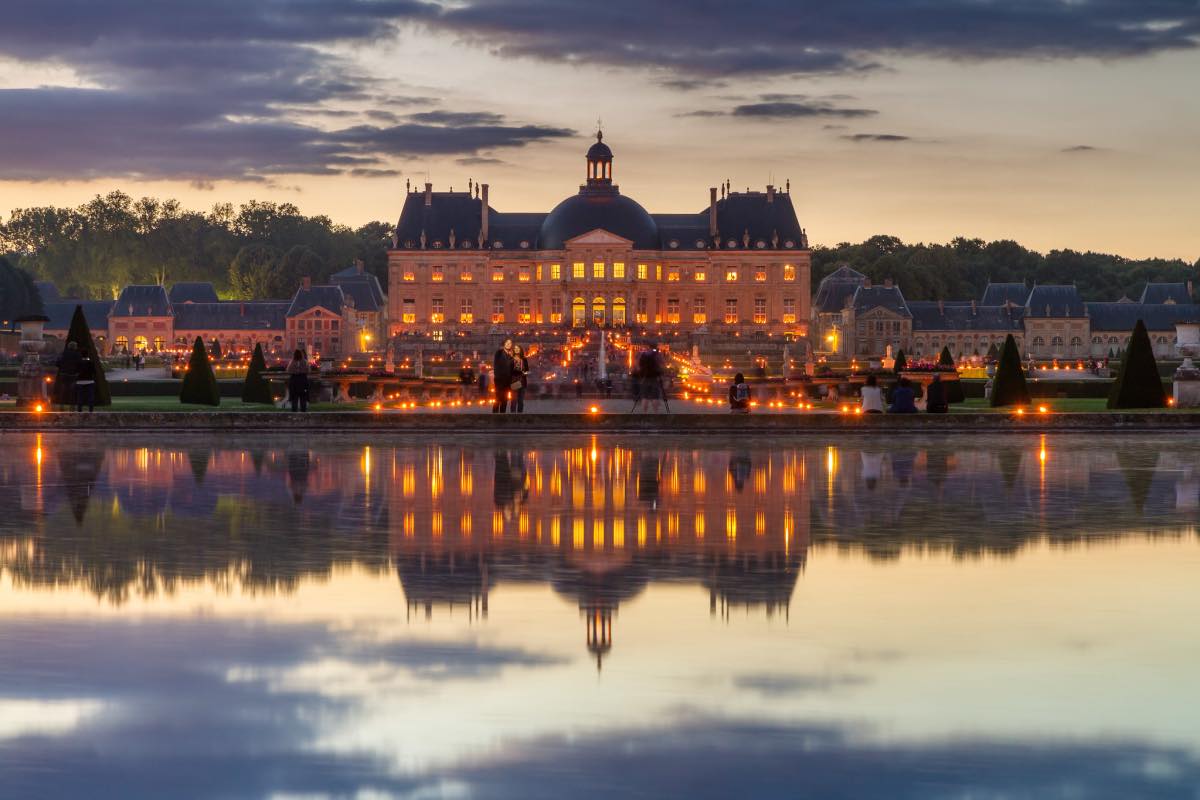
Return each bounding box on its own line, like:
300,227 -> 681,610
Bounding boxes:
860,374 -> 884,414
729,372 -> 751,412
888,377 -> 918,414
925,373 -> 949,414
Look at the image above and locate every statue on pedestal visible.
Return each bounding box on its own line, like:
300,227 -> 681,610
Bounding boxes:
15,315 -> 49,408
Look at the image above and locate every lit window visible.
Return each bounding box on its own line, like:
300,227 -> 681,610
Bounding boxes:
637,264 -> 648,280
573,262 -> 585,279
459,298 -> 473,323
724,299 -> 738,324
518,268 -> 531,282
551,263 -> 562,281
693,297 -> 707,324
153,336 -> 165,351
725,269 -> 738,282
518,298 -> 532,323
431,298 -> 444,323
593,262 -> 605,279
492,297 -> 505,323
536,264 -> 543,281
550,297 -> 563,323
613,262 -> 625,279
656,264 -> 662,281
115,336 -> 129,351
754,297 -> 767,324
460,269 -> 473,282
667,268 -> 680,282
755,268 -> 766,282
667,298 -> 680,324
431,266 -> 444,282
492,268 -> 504,282
783,264 -> 795,281
402,299 -> 416,324
403,270 -> 415,282
636,296 -> 648,323
782,298 -> 796,324
694,270 -> 707,282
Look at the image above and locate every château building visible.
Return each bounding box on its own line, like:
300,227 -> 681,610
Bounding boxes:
387,133 -> 811,339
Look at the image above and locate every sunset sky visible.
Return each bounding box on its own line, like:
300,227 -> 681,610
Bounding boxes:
1,1 -> 1198,259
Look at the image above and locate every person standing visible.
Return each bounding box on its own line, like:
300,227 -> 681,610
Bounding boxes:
492,339 -> 515,414
637,342 -> 665,413
75,355 -> 97,412
510,344 -> 529,413
478,364 -> 490,401
286,349 -> 310,412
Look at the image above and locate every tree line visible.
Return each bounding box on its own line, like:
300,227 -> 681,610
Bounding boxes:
3,194 -> 1197,304
813,235 -> 1198,302
1,191 -> 393,301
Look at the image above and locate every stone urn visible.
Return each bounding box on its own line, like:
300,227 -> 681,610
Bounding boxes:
15,315 -> 49,408
1173,322 -> 1200,408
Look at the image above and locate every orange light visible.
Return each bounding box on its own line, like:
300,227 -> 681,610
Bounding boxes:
1037,405 -> 1048,413
1015,408 -> 1026,416
34,403 -> 44,413
854,407 -> 863,415
589,405 -> 599,414
373,402 -> 382,411
840,404 -> 849,413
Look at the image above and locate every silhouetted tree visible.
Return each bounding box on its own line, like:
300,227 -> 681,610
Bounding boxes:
180,336 -> 220,406
241,342 -> 273,404
1108,319 -> 1166,409
990,334 -> 1030,408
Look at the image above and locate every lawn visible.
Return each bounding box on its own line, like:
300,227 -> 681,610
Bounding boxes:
953,397 -> 1193,413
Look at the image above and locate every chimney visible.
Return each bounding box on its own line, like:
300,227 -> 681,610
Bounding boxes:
971,299 -> 977,314
884,277 -> 893,288
938,299 -> 944,313
863,277 -> 872,289
480,183 -> 490,244
709,187 -> 718,237
1189,280 -> 1194,298
302,276 -> 312,291
767,184 -> 775,203
355,258 -> 365,275
424,182 -> 432,206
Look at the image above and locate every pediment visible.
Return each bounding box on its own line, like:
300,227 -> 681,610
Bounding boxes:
565,228 -> 634,247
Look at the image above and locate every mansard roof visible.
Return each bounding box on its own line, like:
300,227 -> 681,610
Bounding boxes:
909,302 -> 1024,332
980,282 -> 1030,307
852,285 -> 911,318
43,300 -> 114,332
1139,282 -> 1193,305
1086,302 -> 1200,332
813,266 -> 867,314
287,286 -> 345,318
1024,285 -> 1086,318
174,302 -> 288,331
113,285 -> 171,317
394,188 -> 806,252
330,265 -> 386,313
168,282 -> 220,304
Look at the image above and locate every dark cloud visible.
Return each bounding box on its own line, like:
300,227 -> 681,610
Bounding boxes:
1063,145 -> 1101,153
428,1 -> 1200,78
675,110 -> 729,118
457,156 -> 508,166
408,110 -> 506,126
348,168 -> 404,178
735,101 -> 878,119
842,133 -> 913,142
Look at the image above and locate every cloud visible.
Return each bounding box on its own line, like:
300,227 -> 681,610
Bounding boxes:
842,133 -> 913,142
1063,145 -> 1101,153
348,168 -> 404,178
734,101 -> 877,119
428,0 -> 1200,78
734,672 -> 869,697
456,157 -> 508,166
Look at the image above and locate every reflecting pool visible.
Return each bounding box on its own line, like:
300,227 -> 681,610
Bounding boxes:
1,433 -> 1199,799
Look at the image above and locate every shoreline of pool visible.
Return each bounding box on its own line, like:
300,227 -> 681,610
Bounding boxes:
3,410 -> 1200,434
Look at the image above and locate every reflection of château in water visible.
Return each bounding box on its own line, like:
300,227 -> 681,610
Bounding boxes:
2,435 -> 1198,616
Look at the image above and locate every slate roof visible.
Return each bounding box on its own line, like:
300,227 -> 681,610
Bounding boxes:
852,285 -> 911,317
112,285 -> 172,317
1085,302 -> 1200,332
1139,282 -> 1192,305
34,281 -> 60,303
44,301 -> 114,332
168,282 -> 220,304
1024,285 -> 1086,318
174,302 -> 288,331
909,302 -> 1024,332
980,282 -> 1029,307
813,266 -> 867,314
287,286 -> 345,317
331,265 -> 386,313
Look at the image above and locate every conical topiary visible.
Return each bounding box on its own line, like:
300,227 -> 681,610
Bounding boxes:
180,336 -> 220,406
990,333 -> 1030,408
1107,319 -> 1166,409
241,342 -> 273,404
53,304 -> 111,406
211,339 -> 222,359
938,346 -> 965,404
893,349 -> 907,374
986,343 -> 999,361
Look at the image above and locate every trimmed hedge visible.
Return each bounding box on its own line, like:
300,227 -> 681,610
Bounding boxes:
990,334 -> 1030,407
180,336 -> 220,406
241,343 -> 274,404
1108,319 -> 1167,409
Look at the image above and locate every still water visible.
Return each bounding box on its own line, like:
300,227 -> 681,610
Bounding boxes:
1,432 -> 1198,799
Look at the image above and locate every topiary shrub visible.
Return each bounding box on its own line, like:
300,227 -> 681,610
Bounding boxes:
241,342 -> 273,404
54,304 -> 111,406
1107,319 -> 1166,409
180,336 -> 220,406
990,334 -> 1030,407
893,349 -> 907,374
986,343 -> 999,361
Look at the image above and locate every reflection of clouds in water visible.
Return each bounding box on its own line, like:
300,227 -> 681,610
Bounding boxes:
735,672 -> 869,697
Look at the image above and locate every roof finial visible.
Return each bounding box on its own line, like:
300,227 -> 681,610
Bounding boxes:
596,116 -> 603,142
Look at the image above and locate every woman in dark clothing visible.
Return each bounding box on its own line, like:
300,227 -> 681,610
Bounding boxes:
729,372 -> 750,412
509,345 -> 529,413
286,349 -> 310,412
888,377 -> 918,414
925,373 -> 949,413
74,356 -> 97,412
492,339 -> 514,413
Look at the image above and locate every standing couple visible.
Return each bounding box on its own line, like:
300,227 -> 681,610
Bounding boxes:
492,339 -> 530,413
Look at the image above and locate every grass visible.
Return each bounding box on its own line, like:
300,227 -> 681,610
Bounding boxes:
0,396 -> 373,412
953,397 -> 1194,413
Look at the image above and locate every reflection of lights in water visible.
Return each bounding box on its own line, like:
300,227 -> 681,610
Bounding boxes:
403,511 -> 414,538
637,516 -> 647,547
593,519 -> 605,548
460,462 -> 473,496
573,518 -> 585,549
460,512 -> 472,538
519,510 -> 529,539
493,511 -> 504,538
695,511 -> 705,539
693,470 -> 706,496
725,508 -> 737,541
402,465 -> 415,499
362,447 -> 371,496
432,511 -> 442,538
755,510 -> 765,537
551,516 -> 561,546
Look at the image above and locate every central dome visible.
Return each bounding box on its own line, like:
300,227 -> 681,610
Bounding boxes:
538,191 -> 659,250
538,131 -> 659,250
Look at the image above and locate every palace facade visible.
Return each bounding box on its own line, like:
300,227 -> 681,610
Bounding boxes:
387,133 -> 811,339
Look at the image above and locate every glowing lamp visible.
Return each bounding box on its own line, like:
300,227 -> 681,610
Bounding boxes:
1015,408 -> 1026,416
34,403 -> 44,413
589,405 -> 600,414
1037,405 -> 1048,413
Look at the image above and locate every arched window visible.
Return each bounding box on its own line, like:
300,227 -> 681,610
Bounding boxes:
115,336 -> 129,352
612,297 -> 626,326
1070,336 -> 1082,346
572,297 -> 586,327
1032,336 -> 1045,347
134,335 -> 148,352
1051,336 -> 1063,347
591,296 -> 606,327
153,336 -> 165,351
